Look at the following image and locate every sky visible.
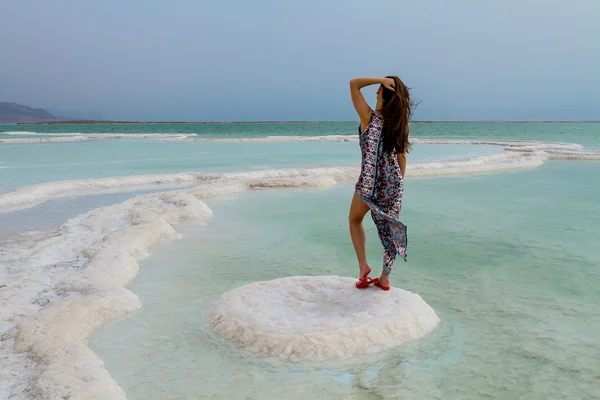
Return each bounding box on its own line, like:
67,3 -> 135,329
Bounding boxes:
1,0 -> 599,121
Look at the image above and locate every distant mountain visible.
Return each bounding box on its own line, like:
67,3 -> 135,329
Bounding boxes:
0,102 -> 57,124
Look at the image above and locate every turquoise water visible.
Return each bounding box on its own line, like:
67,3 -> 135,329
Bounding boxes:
3,122 -> 600,399
0,140 -> 498,193
90,161 -> 600,399
2,122 -> 600,148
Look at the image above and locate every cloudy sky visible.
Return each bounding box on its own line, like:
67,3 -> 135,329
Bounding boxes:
1,0 -> 599,121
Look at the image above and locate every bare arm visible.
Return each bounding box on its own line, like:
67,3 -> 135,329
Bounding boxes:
349,77 -> 395,131
397,153 -> 407,178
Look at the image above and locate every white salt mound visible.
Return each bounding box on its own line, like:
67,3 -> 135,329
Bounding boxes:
208,276 -> 440,361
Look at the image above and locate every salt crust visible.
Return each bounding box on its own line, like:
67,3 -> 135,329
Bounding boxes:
3,139 -> 599,213
209,276 -> 440,361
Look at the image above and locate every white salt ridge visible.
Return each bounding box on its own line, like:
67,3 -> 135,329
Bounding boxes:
2,131 -> 82,136
2,139 -> 599,213
0,133 -> 197,143
162,134 -> 361,142
1,187 -> 216,399
0,136 -> 88,143
209,276 -> 440,361
0,133 -> 352,143
0,132 -> 597,149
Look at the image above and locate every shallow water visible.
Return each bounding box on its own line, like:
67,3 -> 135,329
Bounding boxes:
2,122 -> 600,148
90,161 -> 600,400
0,141 -> 498,193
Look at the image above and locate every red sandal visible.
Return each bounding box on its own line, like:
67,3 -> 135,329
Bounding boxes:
355,265 -> 375,289
373,278 -> 390,291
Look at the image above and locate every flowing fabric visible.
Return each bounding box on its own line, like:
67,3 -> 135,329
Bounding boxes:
355,111 -> 407,275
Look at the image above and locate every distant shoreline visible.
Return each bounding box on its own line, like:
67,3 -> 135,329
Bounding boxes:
13,120 -> 600,125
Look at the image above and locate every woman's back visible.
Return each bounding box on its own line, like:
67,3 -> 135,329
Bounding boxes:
356,111 -> 403,204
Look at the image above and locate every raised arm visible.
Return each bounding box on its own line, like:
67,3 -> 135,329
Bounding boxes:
349,77 -> 395,130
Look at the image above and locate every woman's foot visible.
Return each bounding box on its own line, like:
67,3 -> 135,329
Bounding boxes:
378,273 -> 390,287
374,274 -> 391,291
359,264 -> 371,280
355,264 -> 374,288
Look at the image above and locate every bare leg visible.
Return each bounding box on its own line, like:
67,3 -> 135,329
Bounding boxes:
349,192 -> 370,278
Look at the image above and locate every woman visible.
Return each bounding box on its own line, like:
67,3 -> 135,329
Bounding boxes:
349,76 -> 414,291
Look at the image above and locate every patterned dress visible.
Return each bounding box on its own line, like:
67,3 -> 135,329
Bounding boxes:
355,110 -> 407,275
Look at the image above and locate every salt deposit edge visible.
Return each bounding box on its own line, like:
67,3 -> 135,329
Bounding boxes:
208,276 -> 440,362
4,190 -> 217,399
5,138 -> 600,213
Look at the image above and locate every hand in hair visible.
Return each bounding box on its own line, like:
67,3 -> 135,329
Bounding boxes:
350,76 -> 414,155
350,77 -> 395,129
381,78 -> 395,91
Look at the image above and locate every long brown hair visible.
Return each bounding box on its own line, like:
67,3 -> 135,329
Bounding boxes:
380,76 -> 414,154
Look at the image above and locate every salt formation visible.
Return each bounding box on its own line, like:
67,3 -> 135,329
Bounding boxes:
1,190 -> 214,400
209,276 -> 440,361
2,138 -> 599,212
0,132 -> 197,143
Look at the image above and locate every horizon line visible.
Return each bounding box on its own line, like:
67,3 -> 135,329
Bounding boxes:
12,119 -> 600,125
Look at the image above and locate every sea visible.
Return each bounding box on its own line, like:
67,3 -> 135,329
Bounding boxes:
1,122 -> 599,400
